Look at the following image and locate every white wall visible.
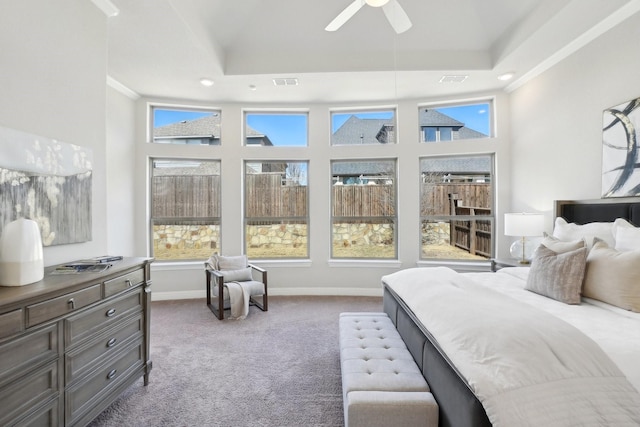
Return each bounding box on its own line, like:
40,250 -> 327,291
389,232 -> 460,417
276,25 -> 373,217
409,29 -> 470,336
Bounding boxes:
509,12 -> 640,234
106,87 -> 137,255
0,0 -> 111,266
138,93 -> 512,299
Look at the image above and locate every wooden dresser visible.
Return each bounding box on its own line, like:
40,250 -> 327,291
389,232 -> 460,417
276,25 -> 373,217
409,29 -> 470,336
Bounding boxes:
0,257 -> 153,427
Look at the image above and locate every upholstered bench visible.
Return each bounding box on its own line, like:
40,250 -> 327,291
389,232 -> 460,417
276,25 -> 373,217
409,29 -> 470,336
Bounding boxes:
339,312 -> 439,427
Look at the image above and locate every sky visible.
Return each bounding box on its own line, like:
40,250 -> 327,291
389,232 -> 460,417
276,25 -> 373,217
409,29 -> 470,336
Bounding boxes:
153,103 -> 491,145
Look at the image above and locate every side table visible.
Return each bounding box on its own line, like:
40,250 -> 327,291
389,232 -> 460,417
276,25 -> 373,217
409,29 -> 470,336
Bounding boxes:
490,258 -> 530,272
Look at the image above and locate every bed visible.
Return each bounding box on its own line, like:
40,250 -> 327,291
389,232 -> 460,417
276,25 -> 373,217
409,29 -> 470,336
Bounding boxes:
382,197 -> 640,427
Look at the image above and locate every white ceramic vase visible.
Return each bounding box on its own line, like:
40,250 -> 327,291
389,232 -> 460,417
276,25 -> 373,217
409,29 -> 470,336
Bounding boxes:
0,218 -> 44,286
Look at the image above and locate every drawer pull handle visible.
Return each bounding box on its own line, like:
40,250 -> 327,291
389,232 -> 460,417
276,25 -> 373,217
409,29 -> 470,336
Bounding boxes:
107,369 -> 117,380
106,338 -> 117,347
126,279 -> 133,287
68,298 -> 76,310
106,308 -> 117,317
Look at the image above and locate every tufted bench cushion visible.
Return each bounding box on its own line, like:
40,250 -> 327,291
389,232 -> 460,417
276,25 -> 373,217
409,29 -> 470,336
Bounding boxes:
339,312 -> 439,427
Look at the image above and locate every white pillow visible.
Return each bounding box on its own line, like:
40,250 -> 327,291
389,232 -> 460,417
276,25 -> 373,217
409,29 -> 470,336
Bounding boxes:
583,239 -> 640,312
552,217 -> 614,249
613,218 -> 640,251
540,233 -> 586,254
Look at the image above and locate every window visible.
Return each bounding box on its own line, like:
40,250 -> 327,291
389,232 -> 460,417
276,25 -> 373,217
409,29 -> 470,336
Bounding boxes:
244,112 -> 308,146
331,159 -> 397,259
244,161 -> 309,258
419,155 -> 494,260
331,109 -> 396,145
150,159 -> 221,261
150,106 -> 221,145
419,101 -> 491,142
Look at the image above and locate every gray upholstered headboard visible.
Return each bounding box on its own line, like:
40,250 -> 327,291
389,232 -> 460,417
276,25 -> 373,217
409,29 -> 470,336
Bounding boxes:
555,197 -> 640,226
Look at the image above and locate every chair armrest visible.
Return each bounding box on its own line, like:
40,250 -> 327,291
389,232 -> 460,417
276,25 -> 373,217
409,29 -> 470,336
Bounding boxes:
249,264 -> 267,286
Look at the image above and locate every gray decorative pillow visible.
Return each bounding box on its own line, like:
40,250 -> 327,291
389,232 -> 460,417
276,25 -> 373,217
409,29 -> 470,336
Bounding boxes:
217,255 -> 248,270
525,245 -> 587,304
221,267 -> 253,283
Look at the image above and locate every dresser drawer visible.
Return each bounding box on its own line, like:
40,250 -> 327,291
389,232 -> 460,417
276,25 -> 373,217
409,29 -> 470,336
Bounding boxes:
65,313 -> 143,384
26,284 -> 102,328
0,324 -> 58,385
0,360 -> 59,426
65,288 -> 143,347
104,268 -> 144,298
11,396 -> 59,427
0,309 -> 23,340
65,341 -> 143,425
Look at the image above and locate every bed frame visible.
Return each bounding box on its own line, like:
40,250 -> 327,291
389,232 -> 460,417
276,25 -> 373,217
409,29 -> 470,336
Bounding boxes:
383,197 -> 640,427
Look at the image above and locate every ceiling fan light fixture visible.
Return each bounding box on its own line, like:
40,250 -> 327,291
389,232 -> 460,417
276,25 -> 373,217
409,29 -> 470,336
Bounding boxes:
365,0 -> 390,7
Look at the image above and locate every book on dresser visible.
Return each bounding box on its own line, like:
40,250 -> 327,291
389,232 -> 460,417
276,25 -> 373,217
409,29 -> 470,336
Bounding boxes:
0,257 -> 153,427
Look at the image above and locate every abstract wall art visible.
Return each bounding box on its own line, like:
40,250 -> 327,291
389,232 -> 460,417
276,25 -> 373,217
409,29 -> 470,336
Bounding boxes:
0,126 -> 92,246
602,97 -> 640,198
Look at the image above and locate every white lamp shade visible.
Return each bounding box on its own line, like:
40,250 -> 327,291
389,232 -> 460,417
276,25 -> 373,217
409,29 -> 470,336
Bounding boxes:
504,213 -> 544,237
0,218 -> 44,286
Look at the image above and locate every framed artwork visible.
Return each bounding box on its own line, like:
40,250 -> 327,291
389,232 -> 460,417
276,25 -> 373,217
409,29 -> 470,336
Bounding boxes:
0,126 -> 92,246
602,96 -> 640,198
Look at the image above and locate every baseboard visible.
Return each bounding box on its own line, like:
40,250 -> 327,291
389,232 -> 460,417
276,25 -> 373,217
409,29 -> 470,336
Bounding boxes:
151,287 -> 382,301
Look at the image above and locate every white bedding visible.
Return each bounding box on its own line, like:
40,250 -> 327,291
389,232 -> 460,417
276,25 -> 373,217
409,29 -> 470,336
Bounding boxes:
466,267 -> 640,393
382,267 -> 640,427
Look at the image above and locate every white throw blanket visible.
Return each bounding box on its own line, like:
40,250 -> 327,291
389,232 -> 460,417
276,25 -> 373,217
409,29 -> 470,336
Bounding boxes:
382,267 -> 640,427
225,281 -> 250,320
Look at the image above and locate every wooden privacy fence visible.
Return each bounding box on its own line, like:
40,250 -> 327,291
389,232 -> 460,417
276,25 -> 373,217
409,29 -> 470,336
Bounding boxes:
332,184 -> 395,217
152,175 -> 221,218
451,206 -> 492,258
420,182 -> 491,215
246,174 -> 307,218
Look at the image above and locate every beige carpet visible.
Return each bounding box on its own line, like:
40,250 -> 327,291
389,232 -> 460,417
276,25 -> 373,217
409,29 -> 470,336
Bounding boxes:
88,295 -> 382,427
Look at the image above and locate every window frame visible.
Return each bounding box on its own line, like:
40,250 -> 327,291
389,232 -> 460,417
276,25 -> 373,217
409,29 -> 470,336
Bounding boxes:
330,107 -> 397,146
243,159 -> 310,259
330,158 -> 398,260
149,157 -> 222,262
418,98 -> 494,143
243,109 -> 309,147
148,104 -> 222,145
418,153 -> 495,262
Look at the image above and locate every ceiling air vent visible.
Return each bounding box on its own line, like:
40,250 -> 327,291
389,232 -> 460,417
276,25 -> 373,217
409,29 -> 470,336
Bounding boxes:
273,78 -> 299,86
439,75 -> 468,83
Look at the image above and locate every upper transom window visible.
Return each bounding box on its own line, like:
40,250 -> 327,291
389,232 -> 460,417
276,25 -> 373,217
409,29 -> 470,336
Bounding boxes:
419,102 -> 492,143
331,109 -> 396,145
150,106 -> 221,145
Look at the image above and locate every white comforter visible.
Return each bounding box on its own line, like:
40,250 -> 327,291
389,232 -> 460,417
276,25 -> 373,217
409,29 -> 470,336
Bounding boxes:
382,267 -> 640,427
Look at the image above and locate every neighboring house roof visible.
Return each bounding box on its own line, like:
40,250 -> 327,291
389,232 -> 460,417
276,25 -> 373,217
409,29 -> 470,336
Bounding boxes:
154,114 -> 222,138
154,114 -> 271,145
332,161 -> 395,177
420,157 -> 491,174
152,160 -> 221,176
418,109 -> 465,127
332,116 -> 394,145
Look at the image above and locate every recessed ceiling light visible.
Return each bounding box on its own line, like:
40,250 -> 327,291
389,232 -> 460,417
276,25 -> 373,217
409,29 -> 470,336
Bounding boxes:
365,0 -> 390,7
497,72 -> 515,81
439,75 -> 468,83
199,78 -> 214,87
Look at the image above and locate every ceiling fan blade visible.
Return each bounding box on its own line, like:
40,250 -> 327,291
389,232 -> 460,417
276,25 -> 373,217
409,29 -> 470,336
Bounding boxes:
382,0 -> 412,34
325,0 -> 365,31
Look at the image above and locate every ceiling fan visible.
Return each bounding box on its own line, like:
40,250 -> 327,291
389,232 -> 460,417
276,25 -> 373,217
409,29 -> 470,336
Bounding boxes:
325,0 -> 412,34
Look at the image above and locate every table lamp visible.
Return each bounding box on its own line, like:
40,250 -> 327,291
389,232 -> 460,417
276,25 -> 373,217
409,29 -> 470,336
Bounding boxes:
504,212 -> 544,264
